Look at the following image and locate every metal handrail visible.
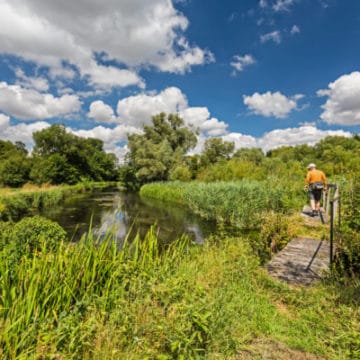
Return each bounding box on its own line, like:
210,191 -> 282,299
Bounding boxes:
328,184 -> 340,268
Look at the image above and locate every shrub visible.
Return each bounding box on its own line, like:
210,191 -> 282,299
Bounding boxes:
10,215 -> 67,253
255,212 -> 291,262
0,216 -> 67,288
2,216 -> 68,277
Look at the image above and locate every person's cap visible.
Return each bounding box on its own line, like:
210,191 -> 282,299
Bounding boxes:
307,163 -> 316,169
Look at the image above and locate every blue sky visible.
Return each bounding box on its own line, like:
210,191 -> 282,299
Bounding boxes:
0,0 -> 359,160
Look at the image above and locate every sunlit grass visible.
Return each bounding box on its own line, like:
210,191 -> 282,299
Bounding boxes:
0,182 -> 115,221
0,224 -> 359,359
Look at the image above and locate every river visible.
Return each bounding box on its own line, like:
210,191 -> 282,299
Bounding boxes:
40,187 -> 216,245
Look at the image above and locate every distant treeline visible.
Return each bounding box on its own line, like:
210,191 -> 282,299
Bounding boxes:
119,112 -> 360,189
1,115 -> 360,190
0,124 -> 118,187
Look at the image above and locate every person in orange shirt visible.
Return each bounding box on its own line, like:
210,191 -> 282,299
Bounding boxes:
304,163 -> 327,217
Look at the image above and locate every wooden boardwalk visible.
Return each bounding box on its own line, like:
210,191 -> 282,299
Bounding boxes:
266,237 -> 330,286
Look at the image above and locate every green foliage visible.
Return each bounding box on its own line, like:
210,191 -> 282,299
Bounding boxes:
233,147 -> 265,164
255,212 -> 291,262
0,220 -> 13,251
10,216 -> 67,251
125,113 -> 197,186
141,180 -> 288,230
0,140 -> 30,187
30,153 -> 80,185
1,216 -> 67,275
30,124 -> 118,185
0,155 -> 31,187
0,228 -> 358,359
140,181 -> 187,205
0,190 -> 61,221
0,183 -> 109,221
118,164 -> 141,191
336,177 -> 360,276
200,137 -> 234,166
185,181 -> 287,230
0,139 -> 28,160
197,159 -> 264,182
169,164 -> 192,181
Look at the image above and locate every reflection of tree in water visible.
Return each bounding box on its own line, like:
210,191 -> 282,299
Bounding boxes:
41,188 -> 216,245
101,192 -> 214,246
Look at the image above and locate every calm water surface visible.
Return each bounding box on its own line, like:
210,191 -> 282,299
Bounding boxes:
40,187 -> 216,245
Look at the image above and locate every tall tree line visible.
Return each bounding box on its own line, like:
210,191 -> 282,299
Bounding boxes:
0,124 -> 118,187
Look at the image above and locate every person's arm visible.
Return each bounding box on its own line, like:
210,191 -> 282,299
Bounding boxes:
304,172 -> 310,191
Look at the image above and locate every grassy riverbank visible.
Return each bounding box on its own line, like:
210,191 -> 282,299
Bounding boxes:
0,227 -> 359,359
0,181 -> 117,221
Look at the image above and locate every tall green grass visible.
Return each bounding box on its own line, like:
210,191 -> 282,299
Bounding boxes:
1,226 -> 359,359
141,180 -> 292,230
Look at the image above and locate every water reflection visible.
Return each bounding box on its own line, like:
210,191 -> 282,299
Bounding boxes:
40,188 -> 216,245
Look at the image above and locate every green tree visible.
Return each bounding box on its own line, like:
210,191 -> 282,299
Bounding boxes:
233,147 -> 265,165
29,154 -> 80,185
32,124 -> 118,184
200,138 -> 234,166
126,113 -> 197,185
0,140 -> 30,187
0,155 -> 31,187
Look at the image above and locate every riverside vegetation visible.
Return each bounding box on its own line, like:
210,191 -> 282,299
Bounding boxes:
0,113 -> 360,358
0,177 -> 359,358
1,219 -> 359,359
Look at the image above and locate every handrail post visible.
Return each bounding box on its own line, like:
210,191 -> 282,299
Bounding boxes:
330,200 -> 334,269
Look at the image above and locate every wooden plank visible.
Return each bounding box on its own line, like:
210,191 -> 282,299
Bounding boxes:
266,237 -> 330,286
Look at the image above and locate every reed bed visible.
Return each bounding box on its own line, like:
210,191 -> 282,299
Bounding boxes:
141,180 -> 288,230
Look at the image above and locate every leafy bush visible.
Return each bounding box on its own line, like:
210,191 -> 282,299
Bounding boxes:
11,215 -> 67,251
2,216 -> 67,276
254,212 -> 292,262
336,177 -> 360,276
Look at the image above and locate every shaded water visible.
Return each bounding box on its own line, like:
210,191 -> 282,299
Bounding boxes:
40,187 -> 216,245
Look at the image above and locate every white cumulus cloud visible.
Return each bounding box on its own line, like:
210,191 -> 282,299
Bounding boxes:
117,87 -> 188,127
258,125 -> 352,152
317,71 -> 360,125
243,91 -> 301,118
88,100 -> 117,124
0,0 -> 212,88
0,114 -> 50,149
15,68 -> 49,92
0,82 -> 81,120
222,132 -> 258,149
115,87 -> 228,136
180,107 -> 228,136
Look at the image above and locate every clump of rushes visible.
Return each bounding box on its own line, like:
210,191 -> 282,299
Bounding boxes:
141,180 -> 286,230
